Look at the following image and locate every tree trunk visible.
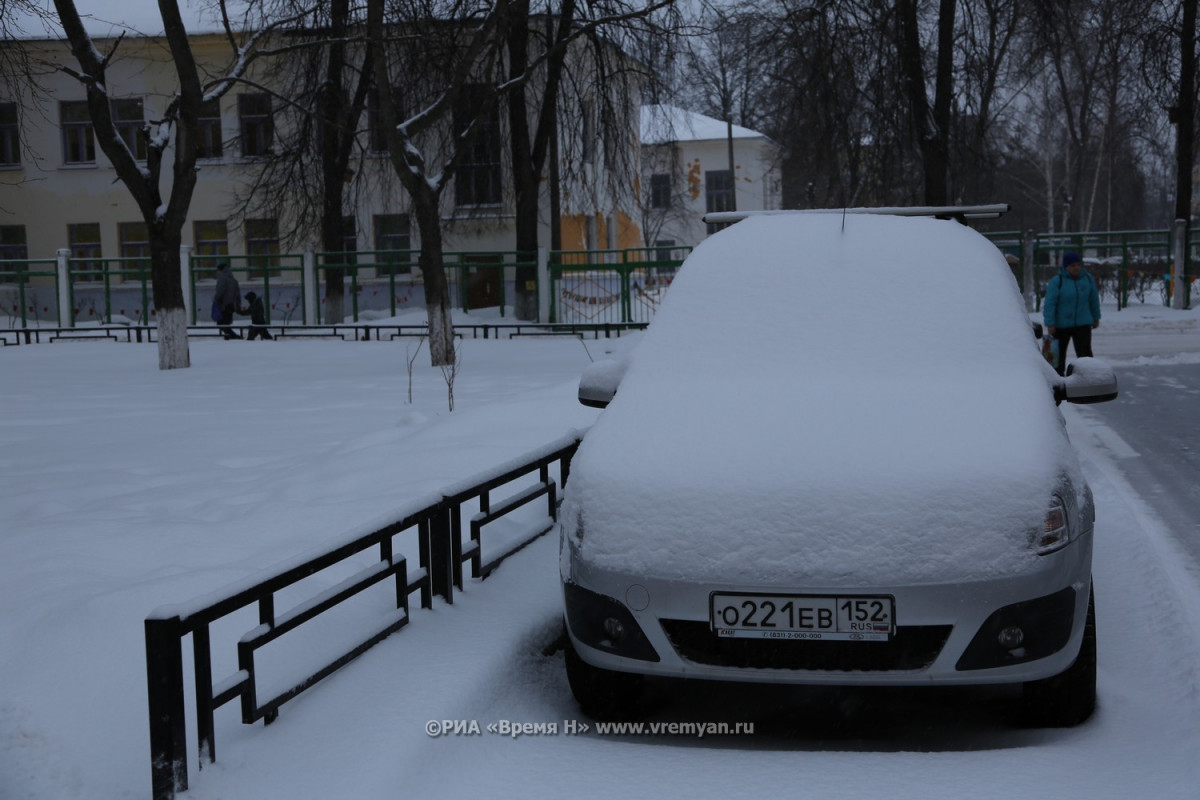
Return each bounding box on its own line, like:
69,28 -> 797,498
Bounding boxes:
149,237 -> 190,370
507,0 -> 574,321
896,0 -> 954,207
511,166 -> 541,320
508,0 -> 538,321
321,201 -> 347,324
319,0 -> 353,325
414,194 -> 455,366
1176,0 -> 1196,226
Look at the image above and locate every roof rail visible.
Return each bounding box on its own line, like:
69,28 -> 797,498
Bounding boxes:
703,204 -> 1010,225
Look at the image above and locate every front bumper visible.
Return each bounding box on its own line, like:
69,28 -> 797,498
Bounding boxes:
563,533 -> 1092,687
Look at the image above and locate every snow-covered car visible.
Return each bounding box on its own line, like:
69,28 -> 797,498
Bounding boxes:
559,210 -> 1118,726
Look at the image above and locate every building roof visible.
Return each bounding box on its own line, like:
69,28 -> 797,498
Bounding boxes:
640,104 -> 766,146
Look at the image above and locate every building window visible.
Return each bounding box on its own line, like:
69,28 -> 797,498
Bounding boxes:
238,93 -> 273,157
118,222 -> 150,277
68,222 -> 102,282
0,103 -> 19,166
197,98 -> 223,159
649,173 -> 671,209
193,220 -> 229,274
374,214 -> 412,275
341,215 -> 358,265
245,218 -> 280,277
112,98 -> 147,160
581,100 -> 594,165
454,86 -> 502,207
322,215 -> 358,270
705,170 -> 734,234
0,224 -> 27,261
61,101 -> 95,164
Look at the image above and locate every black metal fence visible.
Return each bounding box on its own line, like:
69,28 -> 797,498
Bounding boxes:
144,432 -> 582,800
0,321 -> 648,346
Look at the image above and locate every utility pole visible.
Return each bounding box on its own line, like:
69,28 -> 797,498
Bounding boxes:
725,115 -> 737,213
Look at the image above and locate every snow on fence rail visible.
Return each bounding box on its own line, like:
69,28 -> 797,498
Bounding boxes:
144,431 -> 584,800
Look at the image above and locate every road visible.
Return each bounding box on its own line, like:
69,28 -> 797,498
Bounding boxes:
1075,313 -> 1200,568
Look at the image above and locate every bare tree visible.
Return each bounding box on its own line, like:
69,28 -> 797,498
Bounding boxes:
1174,0 -> 1197,225
682,3 -> 775,133
1136,1 -> 1198,230
506,1 -> 679,319
365,0 -> 508,367
506,0 -> 575,320
366,1 -> 676,362
951,0 -> 1023,204
227,0 -> 375,325
42,0 -> 302,369
896,0 -> 956,207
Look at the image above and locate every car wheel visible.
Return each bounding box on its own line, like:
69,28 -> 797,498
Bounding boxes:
1021,585 -> 1096,727
565,637 -> 645,721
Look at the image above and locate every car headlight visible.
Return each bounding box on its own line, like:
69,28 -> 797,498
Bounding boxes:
1033,493 -> 1070,554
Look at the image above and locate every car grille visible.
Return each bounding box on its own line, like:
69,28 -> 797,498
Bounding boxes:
659,620 -> 952,672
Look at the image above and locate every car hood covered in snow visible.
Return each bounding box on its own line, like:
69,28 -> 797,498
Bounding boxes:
565,213 -> 1083,585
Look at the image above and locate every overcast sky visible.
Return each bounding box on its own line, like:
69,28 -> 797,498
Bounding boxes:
10,0 -> 233,38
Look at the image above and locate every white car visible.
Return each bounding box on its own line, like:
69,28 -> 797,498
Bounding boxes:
559,209 -> 1117,726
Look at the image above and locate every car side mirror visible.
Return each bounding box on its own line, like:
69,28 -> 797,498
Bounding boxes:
578,358 -> 628,408
1056,357 -> 1118,405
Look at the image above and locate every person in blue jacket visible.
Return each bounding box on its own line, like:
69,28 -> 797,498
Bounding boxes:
1043,251 -> 1101,375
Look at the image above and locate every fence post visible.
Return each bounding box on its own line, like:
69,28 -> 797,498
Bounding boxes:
1172,219 -> 1188,310
179,245 -> 193,324
303,245 -> 318,325
145,615 -> 188,800
429,505 -> 454,605
56,248 -> 72,327
537,246 -> 549,324
1022,231 -> 1036,312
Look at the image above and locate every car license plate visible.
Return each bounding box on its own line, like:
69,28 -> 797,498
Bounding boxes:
710,593 -> 895,641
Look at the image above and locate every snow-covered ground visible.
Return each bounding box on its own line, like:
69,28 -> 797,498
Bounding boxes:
2,301 -> 1200,800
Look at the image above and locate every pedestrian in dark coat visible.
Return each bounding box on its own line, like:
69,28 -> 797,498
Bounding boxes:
239,291 -> 274,340
213,263 -> 242,339
1043,251 -> 1101,375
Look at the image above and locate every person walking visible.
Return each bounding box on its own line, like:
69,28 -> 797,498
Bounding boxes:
1043,251 -> 1101,375
239,291 -> 274,340
213,263 -> 242,339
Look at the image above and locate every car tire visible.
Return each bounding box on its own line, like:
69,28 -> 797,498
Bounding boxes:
564,638 -> 645,721
1021,585 -> 1097,727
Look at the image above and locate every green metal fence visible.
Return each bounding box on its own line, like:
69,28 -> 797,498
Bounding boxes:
314,250 -> 534,323
2,231 -> 1194,331
549,247 -> 690,325
191,252 -> 305,326
1034,230 -> 1175,310
0,258 -> 58,327
984,229 -> 1189,310
68,257 -> 154,325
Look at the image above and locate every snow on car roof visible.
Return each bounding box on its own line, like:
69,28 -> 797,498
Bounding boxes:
567,212 -> 1080,585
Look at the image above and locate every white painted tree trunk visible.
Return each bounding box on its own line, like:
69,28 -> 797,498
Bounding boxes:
156,307 -> 191,370
427,303 -> 456,367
